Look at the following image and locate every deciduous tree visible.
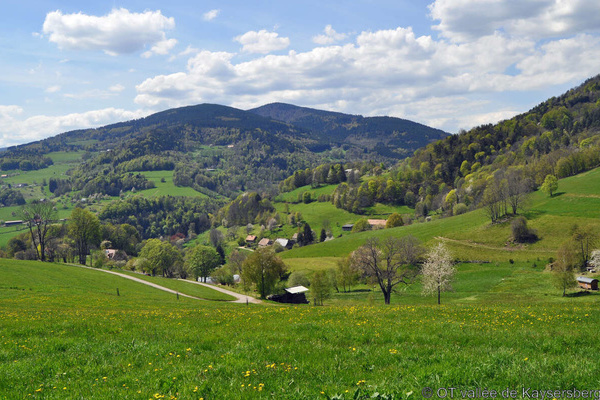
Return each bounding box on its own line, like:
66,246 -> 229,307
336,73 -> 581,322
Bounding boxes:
68,208 -> 101,265
19,200 -> 57,262
351,236 -> 423,304
186,245 -> 221,282
241,248 -> 287,299
421,243 -> 455,305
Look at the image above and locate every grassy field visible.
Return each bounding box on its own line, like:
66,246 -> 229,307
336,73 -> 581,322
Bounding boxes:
280,167 -> 600,263
136,170 -> 207,198
114,269 -> 236,301
1,258 -> 600,399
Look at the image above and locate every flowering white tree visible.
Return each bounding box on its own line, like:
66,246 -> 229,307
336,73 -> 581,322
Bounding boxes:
590,250 -> 600,269
421,243 -> 455,305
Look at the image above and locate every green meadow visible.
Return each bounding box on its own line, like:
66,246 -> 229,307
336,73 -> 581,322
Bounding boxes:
1,259 -> 600,399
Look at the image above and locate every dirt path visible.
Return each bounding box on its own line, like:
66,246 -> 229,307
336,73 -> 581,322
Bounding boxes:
73,265 -> 261,304
178,279 -> 262,304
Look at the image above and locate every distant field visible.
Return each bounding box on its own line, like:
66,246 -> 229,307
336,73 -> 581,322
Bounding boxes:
1,258 -> 599,399
136,170 -> 207,198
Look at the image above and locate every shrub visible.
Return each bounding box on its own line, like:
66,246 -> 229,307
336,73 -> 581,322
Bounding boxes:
453,203 -> 468,215
288,271 -> 310,288
511,216 -> 538,243
351,218 -> 371,233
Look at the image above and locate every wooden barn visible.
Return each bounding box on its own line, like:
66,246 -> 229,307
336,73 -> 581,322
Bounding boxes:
267,286 -> 309,304
577,276 -> 599,290
342,224 -> 354,232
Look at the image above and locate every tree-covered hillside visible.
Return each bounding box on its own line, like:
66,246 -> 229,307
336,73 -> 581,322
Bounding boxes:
0,103 -> 448,198
311,74 -> 600,218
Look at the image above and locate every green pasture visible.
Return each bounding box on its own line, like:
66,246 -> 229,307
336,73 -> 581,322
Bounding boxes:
136,170 -> 207,198
114,269 -> 235,301
1,258 -> 600,399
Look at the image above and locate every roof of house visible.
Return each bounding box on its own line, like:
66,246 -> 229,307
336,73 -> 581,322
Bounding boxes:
577,276 -> 599,284
275,238 -> 289,247
367,219 -> 387,226
342,224 -> 354,228
258,238 -> 272,246
246,235 -> 257,241
285,286 -> 309,294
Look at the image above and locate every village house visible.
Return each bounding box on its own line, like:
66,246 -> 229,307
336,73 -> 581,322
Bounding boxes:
258,238 -> 273,248
342,224 -> 354,232
275,238 -> 293,249
245,235 -> 257,245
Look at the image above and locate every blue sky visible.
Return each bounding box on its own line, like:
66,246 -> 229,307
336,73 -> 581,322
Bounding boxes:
2,0 -> 600,147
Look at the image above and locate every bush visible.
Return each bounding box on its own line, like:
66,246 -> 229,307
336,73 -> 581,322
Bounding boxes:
453,203 -> 468,215
511,216 -> 538,243
211,266 -> 235,286
351,218 -> 371,233
288,271 -> 310,288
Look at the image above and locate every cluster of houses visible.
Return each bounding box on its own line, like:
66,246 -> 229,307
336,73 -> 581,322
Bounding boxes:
244,235 -> 295,249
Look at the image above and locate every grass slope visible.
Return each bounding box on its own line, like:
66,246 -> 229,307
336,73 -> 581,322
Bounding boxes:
1,258 -> 599,399
114,269 -> 235,301
281,166 -> 600,263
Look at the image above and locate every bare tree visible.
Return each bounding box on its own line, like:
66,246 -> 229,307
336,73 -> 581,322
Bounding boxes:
19,200 -> 57,262
421,243 -> 455,305
351,236 -> 423,304
506,168 -> 533,215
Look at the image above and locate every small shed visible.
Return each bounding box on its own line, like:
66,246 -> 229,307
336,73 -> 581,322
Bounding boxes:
258,238 -> 273,248
291,232 -> 299,241
245,235 -> 257,244
4,220 -> 23,227
268,286 -> 309,304
342,224 -> 354,232
577,276 -> 599,290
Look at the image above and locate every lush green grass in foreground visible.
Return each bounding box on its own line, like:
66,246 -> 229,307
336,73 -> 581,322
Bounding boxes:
114,269 -> 236,301
2,258 -> 600,399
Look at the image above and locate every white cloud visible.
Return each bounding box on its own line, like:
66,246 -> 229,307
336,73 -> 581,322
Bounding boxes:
142,38 -> 178,58
313,25 -> 348,45
45,85 -> 61,93
42,8 -> 176,56
429,0 -> 600,42
136,24 -> 600,131
203,9 -> 220,21
234,30 -> 290,54
109,84 -> 125,93
0,106 -> 149,147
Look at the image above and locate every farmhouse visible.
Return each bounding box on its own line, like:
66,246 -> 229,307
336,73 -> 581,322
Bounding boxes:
258,238 -> 273,248
275,238 -> 293,249
267,286 -> 309,304
368,219 -> 387,229
245,235 -> 257,245
577,276 -> 599,290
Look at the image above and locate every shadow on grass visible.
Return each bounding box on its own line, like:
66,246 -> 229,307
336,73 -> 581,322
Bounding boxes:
565,290 -> 596,298
522,210 -> 546,220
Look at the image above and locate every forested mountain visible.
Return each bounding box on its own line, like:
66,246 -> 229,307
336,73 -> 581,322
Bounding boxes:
249,102 -> 449,157
315,74 -> 600,217
1,103 -> 448,198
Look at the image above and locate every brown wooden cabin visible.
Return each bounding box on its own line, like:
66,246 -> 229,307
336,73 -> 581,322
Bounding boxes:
577,276 -> 599,290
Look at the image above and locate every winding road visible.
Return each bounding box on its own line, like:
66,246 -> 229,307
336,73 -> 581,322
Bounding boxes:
74,265 -> 261,304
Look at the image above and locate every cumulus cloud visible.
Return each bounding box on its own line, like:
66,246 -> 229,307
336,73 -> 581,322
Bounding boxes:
42,8 -> 176,56
429,0 -> 600,42
313,25 -> 348,45
203,9 -> 220,21
0,106 -> 149,147
45,85 -> 61,93
234,30 -> 290,54
133,21 -> 600,132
